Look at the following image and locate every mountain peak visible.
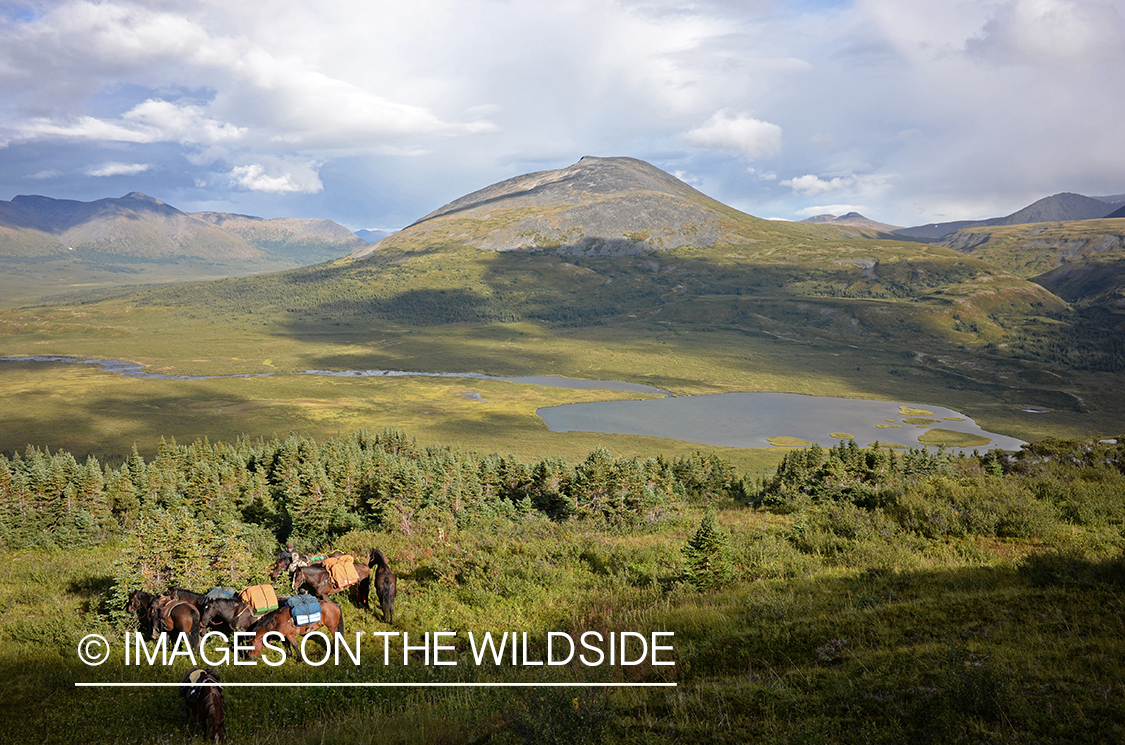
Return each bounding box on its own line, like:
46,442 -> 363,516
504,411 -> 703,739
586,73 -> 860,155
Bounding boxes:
122,192 -> 164,203
801,212 -> 902,231
376,156 -> 743,256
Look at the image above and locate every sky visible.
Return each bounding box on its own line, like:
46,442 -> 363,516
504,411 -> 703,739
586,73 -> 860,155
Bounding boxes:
1,0 -> 1123,231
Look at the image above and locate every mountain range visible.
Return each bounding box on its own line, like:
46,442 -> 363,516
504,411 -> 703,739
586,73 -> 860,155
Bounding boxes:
890,192 -> 1125,240
0,192 -> 367,301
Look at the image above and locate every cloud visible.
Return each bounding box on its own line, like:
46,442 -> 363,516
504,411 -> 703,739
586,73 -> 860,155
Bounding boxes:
780,173 -> 892,197
28,169 -> 61,179
0,1 -> 1122,229
85,162 -> 151,177
12,100 -> 245,148
966,0 -> 1125,66
230,161 -> 323,194
684,110 -> 782,160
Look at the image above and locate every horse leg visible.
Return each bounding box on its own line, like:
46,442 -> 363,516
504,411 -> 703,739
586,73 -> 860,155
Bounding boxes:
286,629 -> 302,663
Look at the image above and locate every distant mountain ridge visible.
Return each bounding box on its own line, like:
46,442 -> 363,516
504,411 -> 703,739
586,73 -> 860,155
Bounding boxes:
0,192 -> 365,262
801,212 -> 902,232
0,192 -> 368,302
895,192 -> 1122,240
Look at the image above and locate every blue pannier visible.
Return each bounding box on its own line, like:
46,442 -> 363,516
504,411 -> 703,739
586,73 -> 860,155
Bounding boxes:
287,594 -> 321,626
204,586 -> 237,602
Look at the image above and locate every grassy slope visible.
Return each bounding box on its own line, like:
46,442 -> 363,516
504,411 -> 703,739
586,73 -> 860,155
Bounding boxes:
3,502 -> 1122,744
940,218 -> 1125,279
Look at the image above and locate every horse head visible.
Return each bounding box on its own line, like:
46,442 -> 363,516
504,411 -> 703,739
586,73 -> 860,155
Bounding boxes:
127,589 -> 152,613
270,550 -> 294,581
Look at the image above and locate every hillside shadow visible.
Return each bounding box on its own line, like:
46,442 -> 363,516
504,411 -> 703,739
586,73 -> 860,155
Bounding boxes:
264,246 -> 1099,426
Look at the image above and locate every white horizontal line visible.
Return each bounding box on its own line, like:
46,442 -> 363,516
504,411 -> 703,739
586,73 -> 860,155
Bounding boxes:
76,682 -> 676,688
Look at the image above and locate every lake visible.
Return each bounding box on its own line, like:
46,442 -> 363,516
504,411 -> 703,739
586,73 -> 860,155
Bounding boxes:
538,391 -> 1026,454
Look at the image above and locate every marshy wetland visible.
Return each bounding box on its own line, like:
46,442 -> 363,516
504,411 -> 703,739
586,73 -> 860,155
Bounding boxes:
2,356 -> 1023,455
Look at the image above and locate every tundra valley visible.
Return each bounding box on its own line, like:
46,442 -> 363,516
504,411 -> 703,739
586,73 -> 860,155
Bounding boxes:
2,156 -> 1123,744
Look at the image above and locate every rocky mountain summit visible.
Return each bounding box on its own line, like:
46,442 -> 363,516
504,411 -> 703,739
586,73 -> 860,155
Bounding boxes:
359,156 -> 752,258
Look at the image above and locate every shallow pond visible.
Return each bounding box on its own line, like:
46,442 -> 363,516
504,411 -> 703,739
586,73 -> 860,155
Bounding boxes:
2,356 -> 1023,452
538,392 -> 1025,454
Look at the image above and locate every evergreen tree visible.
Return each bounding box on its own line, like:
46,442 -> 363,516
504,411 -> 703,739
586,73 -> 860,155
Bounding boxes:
682,512 -> 735,590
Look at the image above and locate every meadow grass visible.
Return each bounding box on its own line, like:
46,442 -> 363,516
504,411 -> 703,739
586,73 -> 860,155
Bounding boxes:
3,496 -> 1122,744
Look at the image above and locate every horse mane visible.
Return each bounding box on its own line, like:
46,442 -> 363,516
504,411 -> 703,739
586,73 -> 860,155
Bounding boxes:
370,548 -> 388,569
248,606 -> 287,633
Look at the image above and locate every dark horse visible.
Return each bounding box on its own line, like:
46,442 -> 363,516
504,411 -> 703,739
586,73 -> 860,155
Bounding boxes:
180,668 -> 225,744
370,548 -> 397,625
128,590 -> 200,649
288,558 -> 372,606
269,549 -> 345,581
169,587 -> 207,611
198,597 -> 258,634
246,601 -> 343,663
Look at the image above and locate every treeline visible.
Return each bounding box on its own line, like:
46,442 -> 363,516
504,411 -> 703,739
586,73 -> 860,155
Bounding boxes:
751,438 -> 1125,544
0,429 -> 744,551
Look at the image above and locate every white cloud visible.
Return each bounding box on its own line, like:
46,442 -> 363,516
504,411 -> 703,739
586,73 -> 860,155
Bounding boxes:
230,161 -> 323,194
0,1 -> 1122,228
780,173 -> 892,197
684,110 -> 782,160
966,0 -> 1125,65
86,162 -> 151,177
28,169 -> 62,180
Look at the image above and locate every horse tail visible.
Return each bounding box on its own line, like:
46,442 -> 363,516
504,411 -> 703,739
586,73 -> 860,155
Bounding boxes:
380,577 -> 395,626
382,594 -> 394,626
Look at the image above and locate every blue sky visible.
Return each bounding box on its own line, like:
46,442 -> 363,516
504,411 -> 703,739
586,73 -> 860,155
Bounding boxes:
1,0 -> 1123,230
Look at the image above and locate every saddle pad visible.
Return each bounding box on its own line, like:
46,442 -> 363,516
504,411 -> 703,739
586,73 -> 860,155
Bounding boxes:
286,595 -> 322,626
323,554 -> 359,588
239,585 -> 279,615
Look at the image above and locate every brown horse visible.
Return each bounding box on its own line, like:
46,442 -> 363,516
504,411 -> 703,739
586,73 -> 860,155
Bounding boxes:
246,601 -> 343,663
370,548 -> 397,625
128,590 -> 200,649
180,668 -> 225,744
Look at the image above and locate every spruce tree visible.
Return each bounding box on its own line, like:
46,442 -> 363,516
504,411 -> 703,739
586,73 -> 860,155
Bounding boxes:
682,512 -> 735,590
